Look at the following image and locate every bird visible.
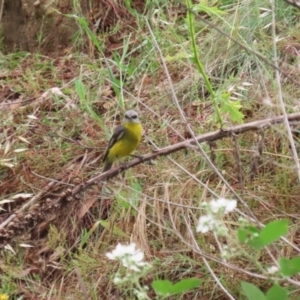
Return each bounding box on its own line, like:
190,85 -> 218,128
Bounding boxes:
102,110 -> 143,172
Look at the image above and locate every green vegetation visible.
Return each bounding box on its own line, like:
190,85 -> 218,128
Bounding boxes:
1,0 -> 300,299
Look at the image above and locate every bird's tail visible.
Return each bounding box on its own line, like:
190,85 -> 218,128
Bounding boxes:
103,161 -> 113,172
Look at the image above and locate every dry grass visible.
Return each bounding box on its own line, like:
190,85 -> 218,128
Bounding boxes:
1,0 -> 300,299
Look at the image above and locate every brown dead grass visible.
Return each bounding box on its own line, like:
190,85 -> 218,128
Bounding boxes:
1,1 -> 300,299
1,55 -> 300,298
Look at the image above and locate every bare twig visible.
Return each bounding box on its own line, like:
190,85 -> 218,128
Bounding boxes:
192,10 -> 300,87
146,18 -> 259,223
283,0 -> 300,9
72,112 -> 300,196
2,113 -> 300,231
270,0 -> 300,183
0,180 -> 57,230
0,0 -> 4,24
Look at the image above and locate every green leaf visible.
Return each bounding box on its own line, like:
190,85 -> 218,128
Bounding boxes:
79,228 -> 92,248
116,191 -> 131,209
241,282 -> 266,300
75,79 -> 85,102
171,278 -> 201,294
266,284 -> 287,300
238,220 -> 288,250
279,257 -> 300,276
237,226 -> 260,243
130,182 -> 142,206
219,93 -> 244,123
99,220 -> 129,238
238,226 -> 263,249
152,278 -> 201,296
165,52 -> 190,62
152,280 -> 173,296
79,221 -> 102,248
192,3 -> 226,16
76,17 -> 102,53
259,219 -> 288,247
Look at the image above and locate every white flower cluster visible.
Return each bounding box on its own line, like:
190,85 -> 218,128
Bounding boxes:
106,242 -> 152,298
196,198 -> 237,236
266,265 -> 279,274
106,243 -> 150,272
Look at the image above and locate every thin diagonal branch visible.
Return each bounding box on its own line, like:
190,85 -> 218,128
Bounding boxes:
78,112 -> 300,193
2,112 -> 300,231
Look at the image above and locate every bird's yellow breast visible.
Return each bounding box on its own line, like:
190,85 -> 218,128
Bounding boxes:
107,122 -> 142,162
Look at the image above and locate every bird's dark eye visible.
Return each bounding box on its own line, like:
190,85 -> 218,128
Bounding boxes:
132,115 -> 137,119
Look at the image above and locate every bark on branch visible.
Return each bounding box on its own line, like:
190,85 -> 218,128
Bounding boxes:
87,111 -> 300,186
1,112 -> 300,232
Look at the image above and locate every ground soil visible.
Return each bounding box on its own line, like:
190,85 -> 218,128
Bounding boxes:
1,0 -> 86,53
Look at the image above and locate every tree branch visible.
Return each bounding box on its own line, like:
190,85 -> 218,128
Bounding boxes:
80,112 -> 300,191
2,112 -> 300,233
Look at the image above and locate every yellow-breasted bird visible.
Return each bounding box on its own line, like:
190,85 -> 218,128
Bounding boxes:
102,110 -> 143,172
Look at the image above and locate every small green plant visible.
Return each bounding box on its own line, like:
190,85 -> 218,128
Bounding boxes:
186,0 -> 244,126
106,242 -> 201,299
197,198 -> 299,300
105,198 -> 300,298
238,219 -> 288,250
152,278 -> 201,297
241,282 -> 288,300
36,17 -> 45,51
75,77 -> 103,125
106,243 -> 152,299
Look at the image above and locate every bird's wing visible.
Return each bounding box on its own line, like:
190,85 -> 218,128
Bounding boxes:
102,125 -> 126,162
